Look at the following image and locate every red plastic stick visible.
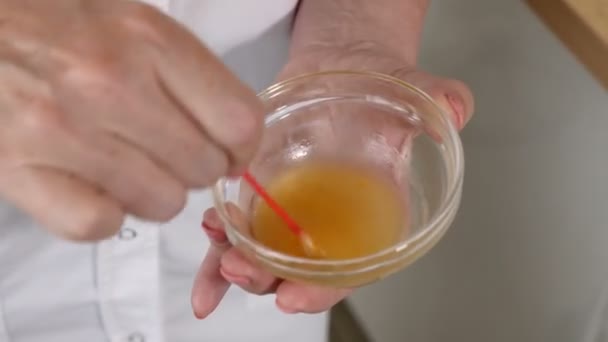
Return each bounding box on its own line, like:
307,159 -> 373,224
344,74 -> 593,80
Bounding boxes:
242,171 -> 304,237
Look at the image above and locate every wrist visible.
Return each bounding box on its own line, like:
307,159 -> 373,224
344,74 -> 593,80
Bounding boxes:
280,39 -> 418,80
287,0 -> 427,73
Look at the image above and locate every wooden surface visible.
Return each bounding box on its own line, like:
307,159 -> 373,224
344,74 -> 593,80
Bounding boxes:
527,0 -> 608,89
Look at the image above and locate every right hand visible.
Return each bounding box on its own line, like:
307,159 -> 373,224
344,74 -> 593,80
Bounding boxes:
0,0 -> 264,241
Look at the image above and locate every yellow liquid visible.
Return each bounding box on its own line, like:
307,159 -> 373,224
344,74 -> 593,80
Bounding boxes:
250,161 -> 406,259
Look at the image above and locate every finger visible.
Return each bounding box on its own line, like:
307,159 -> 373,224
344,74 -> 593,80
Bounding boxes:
201,202 -> 250,247
3,76 -> 187,221
56,67 -> 231,189
0,166 -> 124,241
201,207 -> 229,246
204,206 -> 278,294
275,282 -> 353,314
128,84 -> 231,187
148,15 -> 264,175
75,133 -> 187,221
17,123 -> 186,221
191,243 -> 231,319
395,70 -> 475,130
220,248 -> 280,295
192,208 -> 231,319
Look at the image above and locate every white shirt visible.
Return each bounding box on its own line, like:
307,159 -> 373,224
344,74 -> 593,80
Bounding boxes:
0,1 -> 328,341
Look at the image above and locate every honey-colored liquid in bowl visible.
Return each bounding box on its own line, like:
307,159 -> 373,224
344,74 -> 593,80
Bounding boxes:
250,161 -> 407,259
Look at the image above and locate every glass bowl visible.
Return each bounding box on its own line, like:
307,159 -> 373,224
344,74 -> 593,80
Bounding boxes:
212,71 -> 464,287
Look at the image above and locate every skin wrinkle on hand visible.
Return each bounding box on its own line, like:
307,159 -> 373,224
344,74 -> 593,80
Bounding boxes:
290,0 -> 429,67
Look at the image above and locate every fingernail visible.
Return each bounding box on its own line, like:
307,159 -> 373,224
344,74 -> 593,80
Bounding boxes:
445,94 -> 465,129
201,222 -> 227,243
220,267 -> 251,287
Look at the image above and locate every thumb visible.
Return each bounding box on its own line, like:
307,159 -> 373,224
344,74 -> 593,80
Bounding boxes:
395,70 -> 475,130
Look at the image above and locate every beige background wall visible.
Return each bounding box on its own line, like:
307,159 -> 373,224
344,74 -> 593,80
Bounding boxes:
349,1 -> 608,341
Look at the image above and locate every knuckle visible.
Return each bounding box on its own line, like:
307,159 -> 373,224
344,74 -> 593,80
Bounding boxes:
232,105 -> 264,147
106,152 -> 187,222
133,181 -> 187,221
219,103 -> 264,170
122,1 -> 162,24
202,208 -> 222,229
1,74 -> 63,134
20,98 -> 67,133
68,58 -> 124,97
119,2 -> 166,41
175,143 -> 229,188
52,44 -> 127,96
445,78 -> 473,101
53,57 -> 125,104
453,79 -> 475,113
156,185 -> 187,220
50,42 -> 126,94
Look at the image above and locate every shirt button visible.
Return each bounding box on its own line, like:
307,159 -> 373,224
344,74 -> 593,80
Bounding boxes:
128,332 -> 145,342
118,227 -> 137,240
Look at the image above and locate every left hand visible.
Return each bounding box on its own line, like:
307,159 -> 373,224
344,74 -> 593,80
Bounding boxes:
191,47 -> 474,318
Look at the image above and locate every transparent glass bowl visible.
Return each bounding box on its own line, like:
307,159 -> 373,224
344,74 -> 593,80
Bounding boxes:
213,71 -> 464,287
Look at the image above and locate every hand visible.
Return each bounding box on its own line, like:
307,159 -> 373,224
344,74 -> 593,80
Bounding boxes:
279,43 -> 474,130
191,47 -> 474,318
0,0 -> 263,240
192,206 -> 353,318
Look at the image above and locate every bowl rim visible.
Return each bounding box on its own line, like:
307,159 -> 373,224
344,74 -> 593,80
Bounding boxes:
212,70 -> 464,267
